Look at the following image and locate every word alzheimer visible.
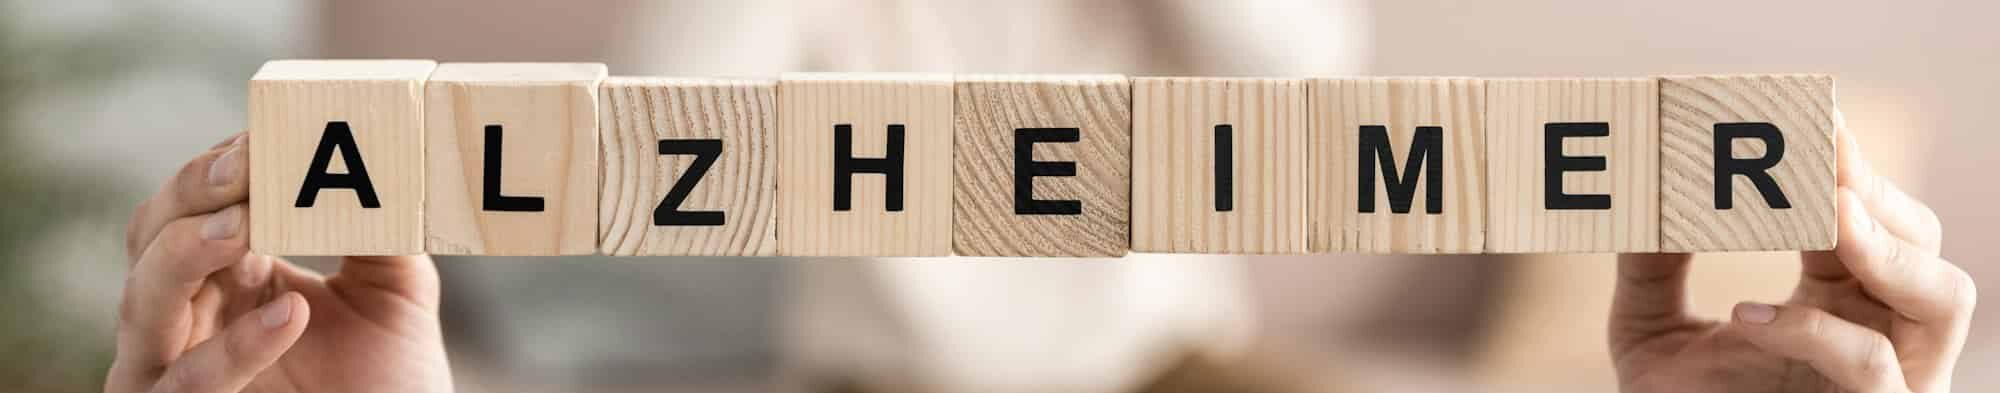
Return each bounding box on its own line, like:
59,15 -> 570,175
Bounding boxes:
246,60 -> 1834,257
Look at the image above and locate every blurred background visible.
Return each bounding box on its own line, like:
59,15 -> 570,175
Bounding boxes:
2,0 -> 1994,392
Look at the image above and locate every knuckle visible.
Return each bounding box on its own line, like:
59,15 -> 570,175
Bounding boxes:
1856,336 -> 1900,390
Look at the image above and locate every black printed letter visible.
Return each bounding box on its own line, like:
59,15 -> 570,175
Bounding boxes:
482,125 -> 545,212
1214,124 -> 1234,212
655,139 -> 726,226
1713,122 -> 1791,210
1544,122 -> 1611,210
1013,128 -> 1082,215
295,121 -> 381,208
833,124 -> 905,212
1357,125 -> 1443,214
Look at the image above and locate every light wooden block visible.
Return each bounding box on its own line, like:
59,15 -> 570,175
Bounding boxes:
1131,78 -> 1308,254
777,73 -> 953,256
952,75 -> 1131,257
1660,75 -> 1836,252
423,63 -> 604,255
1309,78 -> 1486,254
599,78 -> 778,256
1485,78 -> 1659,253
249,59 -> 434,255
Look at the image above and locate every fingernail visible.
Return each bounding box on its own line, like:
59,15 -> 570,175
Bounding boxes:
201,205 -> 243,240
1735,302 -> 1778,324
260,295 -> 293,329
208,145 -> 243,187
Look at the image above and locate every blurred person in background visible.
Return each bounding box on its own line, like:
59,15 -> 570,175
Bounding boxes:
0,1 -> 1988,393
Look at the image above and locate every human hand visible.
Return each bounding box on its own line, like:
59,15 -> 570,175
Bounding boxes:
109,133 -> 453,393
1609,117 -> 1974,393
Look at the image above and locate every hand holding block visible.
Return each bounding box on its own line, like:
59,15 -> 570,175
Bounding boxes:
953,75 -> 1132,257
1132,78 -> 1308,254
1660,75 -> 1836,252
1485,78 -> 1660,253
599,78 -> 778,256
250,60 -> 434,256
424,63 -> 605,255
777,73 -> 954,256
1310,78 -> 1486,254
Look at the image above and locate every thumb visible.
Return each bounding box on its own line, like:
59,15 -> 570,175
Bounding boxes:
148,292 -> 309,393
1729,302 -> 1913,393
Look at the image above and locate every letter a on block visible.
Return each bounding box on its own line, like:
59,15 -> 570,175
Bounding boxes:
424,63 -> 605,255
777,73 -> 953,256
1309,78 -> 1486,254
1660,75 -> 1836,252
1485,78 -> 1659,253
1131,78 -> 1308,254
953,75 -> 1131,257
250,60 -> 434,256
599,78 -> 778,256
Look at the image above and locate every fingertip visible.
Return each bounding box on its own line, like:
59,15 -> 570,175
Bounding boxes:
1732,302 -> 1779,324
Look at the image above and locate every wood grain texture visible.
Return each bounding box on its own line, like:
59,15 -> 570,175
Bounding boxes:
249,59 -> 434,255
1485,78 -> 1659,253
777,73 -> 953,256
1660,75 -> 1836,252
1310,78 -> 1486,254
952,75 -> 1131,257
424,63 -> 603,255
599,78 -> 778,256
1131,78 -> 1307,254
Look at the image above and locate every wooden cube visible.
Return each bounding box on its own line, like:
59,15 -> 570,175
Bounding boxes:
1131,78 -> 1308,254
1485,78 -> 1659,253
423,63 -> 604,255
1660,75 -> 1836,252
1309,78 -> 1486,254
249,60 -> 434,255
599,78 -> 779,256
776,73 -> 953,256
952,75 -> 1131,257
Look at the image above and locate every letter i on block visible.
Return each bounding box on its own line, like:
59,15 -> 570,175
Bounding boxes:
1660,75 -> 1836,251
1485,78 -> 1659,253
1132,78 -> 1308,254
599,78 -> 778,256
953,75 -> 1131,257
777,74 -> 954,256
250,60 -> 434,255
1310,78 -> 1486,253
424,63 -> 605,255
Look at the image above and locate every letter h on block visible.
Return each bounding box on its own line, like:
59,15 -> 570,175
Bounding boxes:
1659,75 -> 1836,252
777,73 -> 954,256
250,60 -> 434,256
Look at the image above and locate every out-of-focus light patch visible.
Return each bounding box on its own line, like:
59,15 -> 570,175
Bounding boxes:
20,67 -> 242,187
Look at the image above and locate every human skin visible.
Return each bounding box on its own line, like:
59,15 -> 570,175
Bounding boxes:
109,133 -> 452,393
1610,115 -> 1974,393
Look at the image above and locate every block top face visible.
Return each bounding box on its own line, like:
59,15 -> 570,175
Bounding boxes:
252,59 -> 437,81
956,74 -> 1126,83
426,62 -> 607,83
602,76 -> 775,88
781,72 -> 954,84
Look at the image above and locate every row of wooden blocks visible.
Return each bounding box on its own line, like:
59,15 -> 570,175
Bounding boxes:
247,59 -> 1836,257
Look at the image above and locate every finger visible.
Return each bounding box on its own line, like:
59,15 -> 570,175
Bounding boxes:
209,131 -> 245,150
149,293 -> 308,393
128,137 -> 249,260
1729,303 -> 1911,393
329,255 -> 442,312
1835,189 -> 1978,324
114,205 -> 249,375
1835,115 -> 1942,253
1610,253 -> 1695,352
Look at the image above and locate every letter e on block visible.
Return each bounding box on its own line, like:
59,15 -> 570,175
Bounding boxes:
599,78 -> 778,256
1660,75 -> 1836,252
777,73 -> 953,256
953,75 -> 1131,257
249,60 -> 434,256
1485,78 -> 1659,253
424,63 -> 605,255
